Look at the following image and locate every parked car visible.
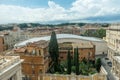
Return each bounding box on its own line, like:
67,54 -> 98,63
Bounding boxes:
105,57 -> 109,60
107,62 -> 112,67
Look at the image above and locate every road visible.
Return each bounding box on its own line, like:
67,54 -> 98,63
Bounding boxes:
101,57 -> 116,80
95,54 -> 116,80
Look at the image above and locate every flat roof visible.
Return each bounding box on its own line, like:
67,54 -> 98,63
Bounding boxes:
0,55 -> 22,76
14,34 -> 104,48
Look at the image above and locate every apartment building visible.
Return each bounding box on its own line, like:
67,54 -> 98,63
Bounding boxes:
105,24 -> 120,79
59,42 -> 95,61
14,40 -> 50,80
0,55 -> 23,80
0,36 -> 6,52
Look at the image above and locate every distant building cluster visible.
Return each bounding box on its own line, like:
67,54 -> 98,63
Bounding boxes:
21,26 -> 81,38
0,24 -> 108,53
0,25 -> 81,52
0,26 -> 21,51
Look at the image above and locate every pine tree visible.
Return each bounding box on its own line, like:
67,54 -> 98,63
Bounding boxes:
67,49 -> 71,74
48,31 -> 59,72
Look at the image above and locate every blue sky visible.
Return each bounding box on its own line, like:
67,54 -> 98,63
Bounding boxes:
0,0 -> 120,24
0,0 -> 74,8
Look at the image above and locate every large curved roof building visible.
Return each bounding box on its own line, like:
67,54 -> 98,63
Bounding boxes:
14,34 -> 107,55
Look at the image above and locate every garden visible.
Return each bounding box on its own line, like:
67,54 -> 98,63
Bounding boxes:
48,31 -> 101,75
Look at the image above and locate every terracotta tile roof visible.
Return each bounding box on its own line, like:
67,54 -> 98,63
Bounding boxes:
14,48 -> 26,53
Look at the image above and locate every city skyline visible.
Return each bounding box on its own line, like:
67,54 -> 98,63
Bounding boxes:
0,0 -> 120,24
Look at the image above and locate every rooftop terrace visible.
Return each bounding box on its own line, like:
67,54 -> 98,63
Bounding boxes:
0,55 -> 22,76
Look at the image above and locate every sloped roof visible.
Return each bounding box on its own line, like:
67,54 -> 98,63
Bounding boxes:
14,34 -> 104,48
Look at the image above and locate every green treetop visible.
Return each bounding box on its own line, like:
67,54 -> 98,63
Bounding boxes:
67,49 -> 71,74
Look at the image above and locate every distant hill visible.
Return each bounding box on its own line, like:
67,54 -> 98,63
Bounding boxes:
0,23 -> 109,31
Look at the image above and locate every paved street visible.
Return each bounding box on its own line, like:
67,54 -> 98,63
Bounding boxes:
101,57 -> 116,80
95,54 -> 116,80
95,54 -> 107,59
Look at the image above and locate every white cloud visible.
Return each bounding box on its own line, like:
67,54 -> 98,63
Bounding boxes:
70,0 -> 120,17
0,1 -> 69,24
70,0 -> 101,18
0,0 -> 120,24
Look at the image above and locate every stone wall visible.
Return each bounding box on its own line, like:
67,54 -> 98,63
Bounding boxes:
40,73 -> 107,80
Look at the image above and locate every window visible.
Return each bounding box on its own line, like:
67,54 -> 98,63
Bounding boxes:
32,69 -> 35,74
32,65 -> 34,69
8,77 -> 12,80
81,57 -> 83,59
39,50 -> 41,56
39,69 -> 42,74
32,50 -> 35,55
60,56 -> 63,59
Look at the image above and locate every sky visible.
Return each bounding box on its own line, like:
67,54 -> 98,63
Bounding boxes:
0,0 -> 120,24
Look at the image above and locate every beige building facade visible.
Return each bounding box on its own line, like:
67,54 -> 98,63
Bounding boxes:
112,56 -> 120,80
105,24 -> 120,79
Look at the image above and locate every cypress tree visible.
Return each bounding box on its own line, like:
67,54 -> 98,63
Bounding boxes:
74,48 -> 76,66
48,31 -> 59,71
67,49 -> 71,74
75,47 -> 79,75
87,52 -> 90,70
